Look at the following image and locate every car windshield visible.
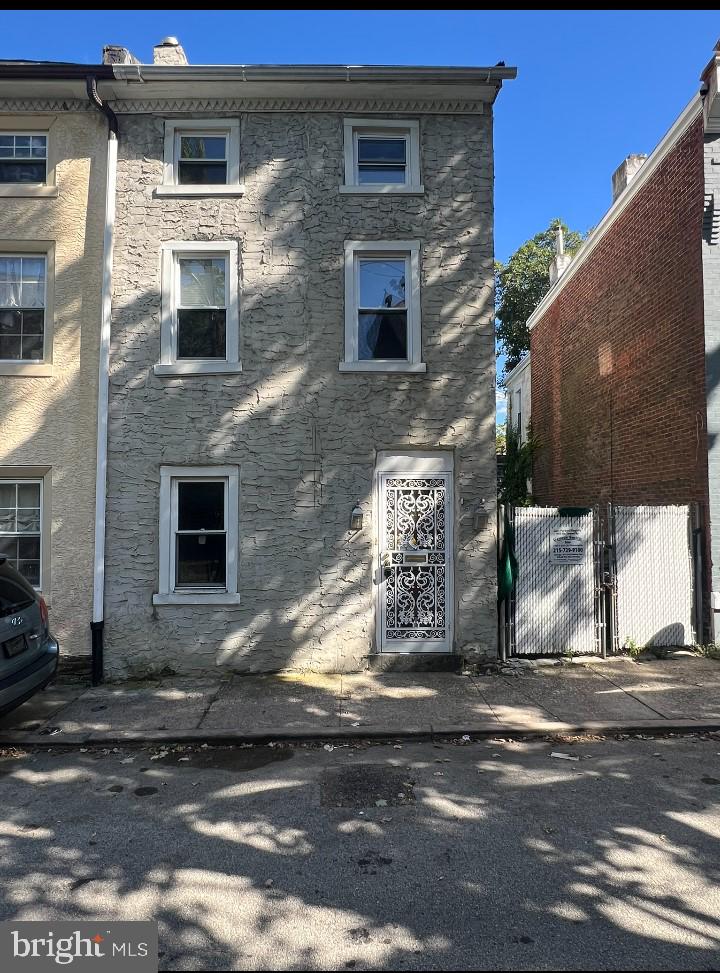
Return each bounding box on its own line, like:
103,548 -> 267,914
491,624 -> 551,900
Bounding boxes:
0,568 -> 34,618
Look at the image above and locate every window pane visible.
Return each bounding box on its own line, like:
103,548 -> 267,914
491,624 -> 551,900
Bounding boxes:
177,309 -> 226,359
21,333 -> 44,361
358,310 -> 408,360
17,483 -> 40,508
0,310 -> 19,334
21,309 -> 44,334
0,160 -> 46,183
0,511 -> 15,533
0,136 -> 12,151
357,137 -> 406,164
16,509 -> 40,533
0,257 -> 21,284
18,536 -> 40,559
177,481 -> 225,531
180,136 -> 226,160
0,483 -> 15,508
177,161 -> 228,185
0,335 -> 21,359
357,165 -> 407,185
22,257 -> 45,283
31,136 -> 47,157
359,259 -> 406,309
17,560 -> 40,586
176,533 -> 226,587
0,536 -> 16,556
179,258 -> 226,307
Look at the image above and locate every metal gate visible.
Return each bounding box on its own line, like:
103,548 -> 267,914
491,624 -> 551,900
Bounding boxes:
610,505 -> 696,649
501,503 -> 699,656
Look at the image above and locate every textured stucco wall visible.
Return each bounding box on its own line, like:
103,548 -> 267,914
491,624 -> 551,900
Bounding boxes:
0,110 -> 106,656
105,109 -> 497,676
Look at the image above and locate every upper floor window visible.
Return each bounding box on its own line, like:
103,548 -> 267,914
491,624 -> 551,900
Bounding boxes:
341,119 -> 422,194
158,119 -> 242,197
156,241 -> 240,376
0,134 -> 47,184
340,240 -> 425,373
0,255 -> 46,362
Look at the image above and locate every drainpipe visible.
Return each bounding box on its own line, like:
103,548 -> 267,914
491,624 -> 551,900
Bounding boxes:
87,76 -> 118,685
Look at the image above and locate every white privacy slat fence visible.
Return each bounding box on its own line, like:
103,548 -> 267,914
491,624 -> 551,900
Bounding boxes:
613,505 -> 695,648
513,507 -> 598,655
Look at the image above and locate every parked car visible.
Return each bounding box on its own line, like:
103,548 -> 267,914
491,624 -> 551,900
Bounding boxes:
0,556 -> 58,716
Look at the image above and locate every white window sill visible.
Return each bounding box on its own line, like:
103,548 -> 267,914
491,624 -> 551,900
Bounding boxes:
339,184 -> 424,195
0,362 -> 53,377
154,361 -> 243,377
153,592 -> 241,607
0,185 -> 57,198
339,361 -> 427,374
154,184 -> 246,198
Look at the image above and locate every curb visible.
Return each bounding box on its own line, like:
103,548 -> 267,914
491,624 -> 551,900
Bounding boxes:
2,718 -> 720,748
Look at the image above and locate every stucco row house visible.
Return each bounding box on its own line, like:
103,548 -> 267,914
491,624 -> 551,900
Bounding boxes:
507,40 -> 720,642
0,40 -> 515,677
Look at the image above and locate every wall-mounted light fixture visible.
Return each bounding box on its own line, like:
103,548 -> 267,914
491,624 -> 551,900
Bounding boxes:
473,498 -> 490,531
350,501 -> 364,531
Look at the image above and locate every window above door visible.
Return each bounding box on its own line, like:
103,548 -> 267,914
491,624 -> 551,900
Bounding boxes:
156,119 -> 243,197
340,240 -> 425,373
340,119 -> 423,195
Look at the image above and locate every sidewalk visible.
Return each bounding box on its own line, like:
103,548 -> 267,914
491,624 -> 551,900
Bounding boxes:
1,655 -> 720,745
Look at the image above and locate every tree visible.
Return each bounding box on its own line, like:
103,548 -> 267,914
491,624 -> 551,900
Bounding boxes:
496,426 -> 507,455
498,423 -> 538,507
496,219 -> 584,373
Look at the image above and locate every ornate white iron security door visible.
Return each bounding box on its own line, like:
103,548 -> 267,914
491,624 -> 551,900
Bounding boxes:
379,473 -> 453,652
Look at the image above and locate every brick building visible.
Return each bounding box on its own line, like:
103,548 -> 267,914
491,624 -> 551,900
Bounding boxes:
525,43 -> 720,638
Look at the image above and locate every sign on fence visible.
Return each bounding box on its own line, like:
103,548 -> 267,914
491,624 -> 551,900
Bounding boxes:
549,527 -> 585,565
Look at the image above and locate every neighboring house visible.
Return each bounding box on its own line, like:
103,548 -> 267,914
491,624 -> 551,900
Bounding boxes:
504,354 -> 531,443
95,40 -> 515,675
525,40 -> 720,640
0,62 -> 113,670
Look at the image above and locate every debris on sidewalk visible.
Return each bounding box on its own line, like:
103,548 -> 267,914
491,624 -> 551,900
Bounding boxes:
550,751 -> 580,761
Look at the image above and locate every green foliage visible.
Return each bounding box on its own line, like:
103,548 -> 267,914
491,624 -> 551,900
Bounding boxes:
624,638 -> 644,659
496,426 -> 506,455
496,219 -> 584,372
696,643 -> 720,661
498,423 -> 537,507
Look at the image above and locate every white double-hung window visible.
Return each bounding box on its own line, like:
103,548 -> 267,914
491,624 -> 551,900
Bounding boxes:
0,479 -> 42,588
156,241 -> 240,376
0,254 -> 46,363
158,119 -> 242,196
340,241 -> 425,373
154,466 -> 240,606
341,119 -> 422,194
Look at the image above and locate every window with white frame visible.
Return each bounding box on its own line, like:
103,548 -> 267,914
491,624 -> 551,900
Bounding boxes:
0,479 -> 42,588
154,466 -> 239,605
0,255 -> 46,361
0,134 -> 47,184
160,119 -> 241,194
341,241 -> 425,373
342,119 -> 422,192
157,242 -> 240,376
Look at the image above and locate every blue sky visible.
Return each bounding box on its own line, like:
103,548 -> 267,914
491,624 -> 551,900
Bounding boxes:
3,9 -> 718,422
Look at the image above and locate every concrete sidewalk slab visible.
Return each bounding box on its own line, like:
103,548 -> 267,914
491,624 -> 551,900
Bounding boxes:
202,673 -> 341,730
1,655 -> 719,745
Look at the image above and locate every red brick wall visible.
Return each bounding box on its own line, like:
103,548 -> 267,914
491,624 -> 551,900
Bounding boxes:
531,117 -> 708,516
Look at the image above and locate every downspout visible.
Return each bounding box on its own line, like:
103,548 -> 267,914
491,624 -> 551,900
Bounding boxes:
87,76 -> 118,685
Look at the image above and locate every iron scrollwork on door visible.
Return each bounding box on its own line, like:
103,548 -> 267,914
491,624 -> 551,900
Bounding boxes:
384,477 -> 446,640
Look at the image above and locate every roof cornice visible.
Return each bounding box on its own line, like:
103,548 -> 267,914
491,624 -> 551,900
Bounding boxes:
527,94 -> 702,331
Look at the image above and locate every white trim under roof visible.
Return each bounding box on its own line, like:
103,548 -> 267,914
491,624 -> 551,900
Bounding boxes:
504,353 -> 530,385
527,95 -> 702,331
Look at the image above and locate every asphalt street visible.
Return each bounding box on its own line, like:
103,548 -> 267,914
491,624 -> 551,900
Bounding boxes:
1,734 -> 719,970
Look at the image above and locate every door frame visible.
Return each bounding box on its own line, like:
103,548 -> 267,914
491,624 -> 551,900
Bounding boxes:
374,450 -> 455,653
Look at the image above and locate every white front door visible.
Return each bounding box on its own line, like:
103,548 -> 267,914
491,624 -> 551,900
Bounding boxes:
378,469 -> 453,653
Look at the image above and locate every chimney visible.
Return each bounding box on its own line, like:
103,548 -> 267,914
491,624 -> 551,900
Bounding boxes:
102,45 -> 140,65
153,36 -> 188,66
612,154 -> 647,203
548,225 -> 572,285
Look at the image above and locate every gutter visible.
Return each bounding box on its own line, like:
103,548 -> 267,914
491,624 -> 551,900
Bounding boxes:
86,75 -> 118,685
112,63 -> 517,85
